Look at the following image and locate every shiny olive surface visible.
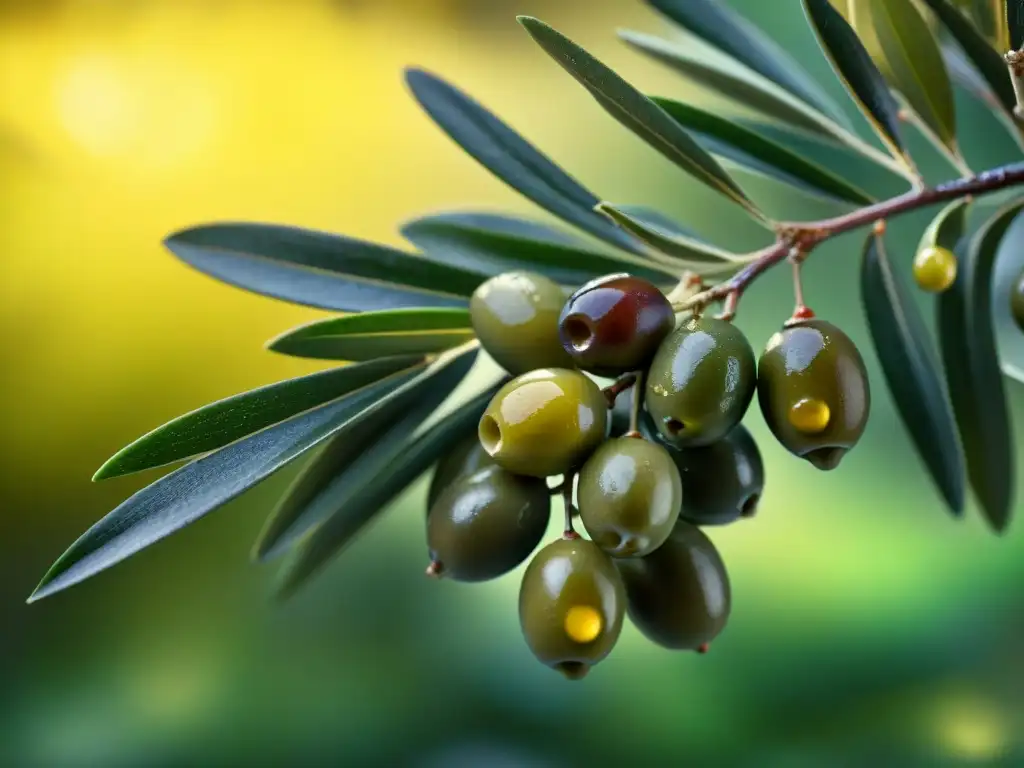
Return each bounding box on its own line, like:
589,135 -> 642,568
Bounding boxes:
470,271 -> 574,376
615,521 -> 731,651
577,437 -> 682,557
645,316 -> 757,447
912,245 -> 957,293
427,433 -> 495,511
558,273 -> 675,376
519,537 -> 625,679
1013,268 -> 1024,333
479,368 -> 608,478
641,416 -> 764,526
757,319 -> 870,471
427,465 -> 550,582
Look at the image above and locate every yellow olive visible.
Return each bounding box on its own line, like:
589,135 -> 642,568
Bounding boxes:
913,246 -> 957,293
479,368 -> 608,478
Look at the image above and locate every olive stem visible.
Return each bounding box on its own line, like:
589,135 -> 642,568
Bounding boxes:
790,254 -> 806,317
674,160 -> 1024,315
1004,49 -> 1024,124
562,472 -> 578,538
602,373 -> 638,407
628,370 -> 645,436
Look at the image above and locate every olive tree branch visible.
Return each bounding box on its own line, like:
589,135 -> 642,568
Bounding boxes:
675,160 -> 1024,318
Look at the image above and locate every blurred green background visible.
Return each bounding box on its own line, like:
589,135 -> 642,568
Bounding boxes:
3,1 -> 1024,765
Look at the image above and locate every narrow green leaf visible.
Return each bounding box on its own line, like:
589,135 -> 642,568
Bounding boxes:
991,206 -> 1024,384
399,211 -> 676,286
1009,0 -> 1024,49
920,0 -> 1017,114
93,356 -> 426,480
937,202 -> 1022,533
518,17 -> 763,220
404,68 -> 647,256
595,203 -> 742,268
27,360 -> 441,603
918,198 -> 971,253
860,232 -> 965,515
266,310 -> 475,362
647,0 -> 853,126
618,29 -> 846,141
165,223 -> 481,312
650,96 -> 875,205
852,0 -> 958,152
260,382 -> 499,570
802,0 -> 906,159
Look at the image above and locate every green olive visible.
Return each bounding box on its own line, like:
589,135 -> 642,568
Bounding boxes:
1012,268 -> 1024,333
615,521 -> 731,651
645,316 -> 757,448
641,415 -> 764,526
519,537 -> 625,679
577,437 -> 682,557
479,368 -> 608,478
470,271 -> 574,376
427,433 -> 495,511
427,465 -> 550,582
757,319 -> 870,471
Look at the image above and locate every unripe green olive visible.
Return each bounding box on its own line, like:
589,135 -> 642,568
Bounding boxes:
913,245 -> 957,293
470,271 -> 574,376
479,368 -> 608,478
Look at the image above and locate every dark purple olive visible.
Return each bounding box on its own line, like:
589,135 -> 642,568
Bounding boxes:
558,273 -> 675,377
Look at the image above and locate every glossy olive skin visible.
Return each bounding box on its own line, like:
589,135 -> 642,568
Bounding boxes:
427,434 -> 495,511
577,438 -> 682,557
470,271 -> 574,376
519,537 -> 625,679
479,368 -> 608,478
641,416 -> 764,526
427,465 -> 550,582
615,521 -> 731,650
608,390 -> 633,438
1013,268 -> 1024,333
558,273 -> 675,377
645,316 -> 757,447
757,319 -> 870,471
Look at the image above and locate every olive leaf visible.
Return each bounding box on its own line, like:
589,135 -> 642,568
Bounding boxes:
403,68 -> 646,256
650,96 -> 875,205
273,384 -> 499,599
27,360 -> 443,603
266,310 -> 475,362
920,0 -> 1017,114
618,29 -> 846,141
595,202 -> 744,269
851,0 -> 959,154
802,0 -> 907,163
399,211 -> 676,287
991,207 -> 1024,384
93,355 -> 426,480
1009,0 -> 1024,49
937,202 -> 1023,533
517,16 -> 765,221
646,0 -> 851,126
165,223 -> 481,312
860,231 -> 965,515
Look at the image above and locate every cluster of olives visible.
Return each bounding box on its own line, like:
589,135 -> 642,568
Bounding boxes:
425,270 -> 872,679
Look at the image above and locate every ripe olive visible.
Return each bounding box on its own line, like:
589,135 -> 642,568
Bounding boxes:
642,416 -> 764,526
645,316 -> 757,447
519,537 -> 625,679
757,318 -> 870,470
577,437 -> 682,557
427,465 -> 550,582
912,245 -> 957,293
615,521 -> 731,651
470,271 -> 574,376
558,273 -> 675,376
427,433 -> 495,511
479,368 -> 608,478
